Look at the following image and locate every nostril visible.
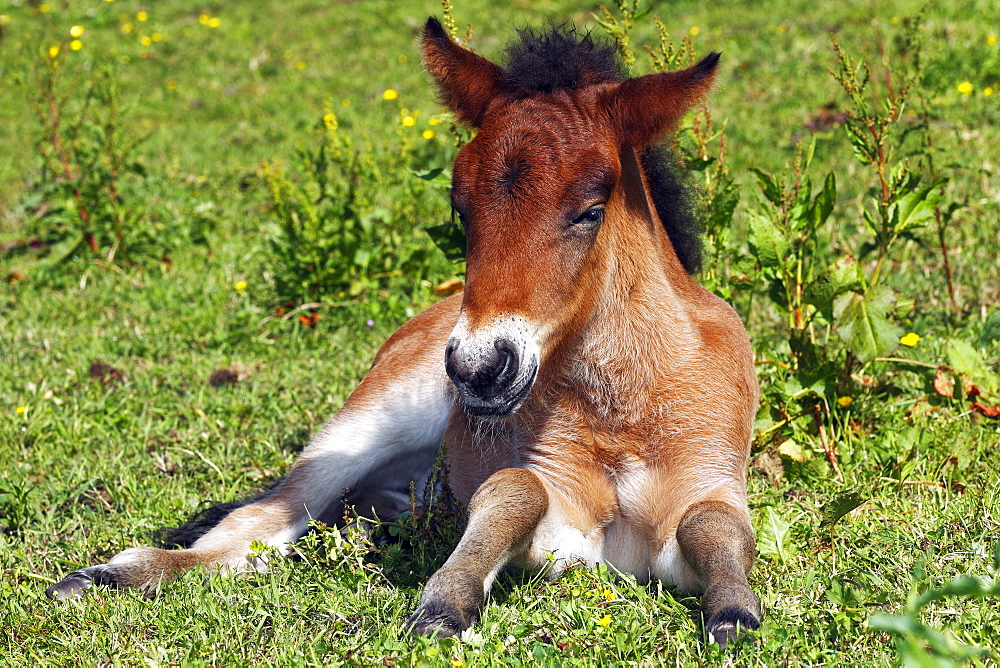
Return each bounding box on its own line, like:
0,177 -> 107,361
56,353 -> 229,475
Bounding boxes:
493,338 -> 520,388
444,339 -> 460,381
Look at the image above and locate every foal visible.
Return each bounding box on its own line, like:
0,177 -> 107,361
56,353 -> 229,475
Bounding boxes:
47,19 -> 761,646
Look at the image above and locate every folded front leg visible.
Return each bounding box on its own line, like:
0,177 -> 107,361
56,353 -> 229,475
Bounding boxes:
406,467 -> 548,637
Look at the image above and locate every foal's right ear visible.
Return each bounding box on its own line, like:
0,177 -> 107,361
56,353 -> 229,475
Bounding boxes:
422,17 -> 505,128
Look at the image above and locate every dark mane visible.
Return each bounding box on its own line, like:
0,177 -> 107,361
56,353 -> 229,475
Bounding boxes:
501,26 -> 704,274
502,25 -> 625,93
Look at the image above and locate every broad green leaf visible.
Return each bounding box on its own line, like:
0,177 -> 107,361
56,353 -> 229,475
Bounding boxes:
425,222 -> 467,262
819,490 -> 866,529
789,177 -> 812,225
869,613 -> 921,635
750,168 -> 783,206
708,184 -> 739,232
748,211 -> 789,268
889,186 -> 941,235
409,167 -> 451,188
804,255 -> 861,313
833,286 -> 900,363
777,439 -> 810,462
945,339 -> 981,378
811,172 -> 837,228
757,506 -> 793,564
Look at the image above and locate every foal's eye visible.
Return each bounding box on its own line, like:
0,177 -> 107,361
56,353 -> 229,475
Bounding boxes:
573,204 -> 605,228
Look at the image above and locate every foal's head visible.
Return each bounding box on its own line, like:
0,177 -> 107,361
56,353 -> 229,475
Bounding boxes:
422,18 -> 718,418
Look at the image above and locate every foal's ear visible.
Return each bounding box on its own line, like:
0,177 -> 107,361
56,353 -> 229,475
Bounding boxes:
422,17 -> 505,128
609,53 -> 721,147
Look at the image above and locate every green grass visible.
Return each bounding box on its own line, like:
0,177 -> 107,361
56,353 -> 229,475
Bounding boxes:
2,0 -> 1000,665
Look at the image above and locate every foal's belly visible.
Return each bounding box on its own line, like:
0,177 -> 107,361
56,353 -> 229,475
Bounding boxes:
516,501 -> 702,593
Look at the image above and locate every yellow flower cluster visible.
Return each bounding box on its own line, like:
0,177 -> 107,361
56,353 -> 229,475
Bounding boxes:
199,13 -> 221,28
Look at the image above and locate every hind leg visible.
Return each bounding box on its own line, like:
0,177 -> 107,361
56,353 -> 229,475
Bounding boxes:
47,297 -> 462,600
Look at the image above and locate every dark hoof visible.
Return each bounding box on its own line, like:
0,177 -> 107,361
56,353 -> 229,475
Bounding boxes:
45,572 -> 93,600
405,603 -> 470,638
706,605 -> 760,648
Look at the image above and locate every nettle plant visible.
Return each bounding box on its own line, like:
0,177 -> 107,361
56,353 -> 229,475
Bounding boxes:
747,30 -> 953,451
262,106 -> 453,317
10,51 -> 212,276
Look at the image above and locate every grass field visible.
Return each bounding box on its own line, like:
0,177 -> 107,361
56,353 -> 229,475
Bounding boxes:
2,0 -> 999,665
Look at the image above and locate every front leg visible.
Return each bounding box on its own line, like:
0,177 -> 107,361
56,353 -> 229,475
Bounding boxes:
407,467 -> 548,637
675,499 -> 762,647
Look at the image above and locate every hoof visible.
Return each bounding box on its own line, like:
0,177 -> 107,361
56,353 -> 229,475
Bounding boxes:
45,572 -> 93,600
405,602 -> 470,639
706,605 -> 760,648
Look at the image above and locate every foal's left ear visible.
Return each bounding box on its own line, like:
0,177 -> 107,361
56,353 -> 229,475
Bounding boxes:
609,53 -> 721,148
422,17 -> 505,128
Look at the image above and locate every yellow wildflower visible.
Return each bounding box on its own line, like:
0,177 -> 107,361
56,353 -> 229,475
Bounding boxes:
208,17 -> 220,28
234,281 -> 247,291
422,129 -> 435,139
323,112 -> 336,126
890,16 -> 900,24
450,661 -> 464,668
136,11 -> 148,21
596,614 -> 611,627
402,116 -> 416,127
957,81 -> 974,95
398,54 -> 408,64
776,24 -> 788,34
899,332 -> 920,347
39,4 -> 51,13
341,98 -> 351,107
988,35 -> 996,46
199,13 -> 210,25
16,406 -> 26,415
70,39 -> 83,51
140,35 -> 152,46
152,32 -> 163,42
984,87 -> 994,97
121,22 -> 133,34
428,117 -> 442,125
836,396 -> 853,408
48,45 -> 60,59
295,60 -> 306,70
689,26 -> 700,37
166,80 -> 177,90
382,89 -> 398,101
69,25 -> 84,38
603,589 -> 614,601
